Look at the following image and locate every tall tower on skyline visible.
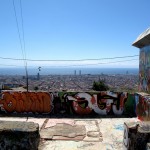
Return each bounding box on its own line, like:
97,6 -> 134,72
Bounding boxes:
37,72 -> 40,80
79,70 -> 81,75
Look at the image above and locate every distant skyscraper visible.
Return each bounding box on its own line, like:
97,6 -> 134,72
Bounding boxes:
37,72 -> 40,80
0,84 -> 4,90
79,70 -> 81,75
74,70 -> 76,75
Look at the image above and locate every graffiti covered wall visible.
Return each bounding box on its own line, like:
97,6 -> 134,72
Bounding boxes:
54,91 -> 129,115
0,91 -> 52,113
0,91 -> 137,116
139,45 -> 150,92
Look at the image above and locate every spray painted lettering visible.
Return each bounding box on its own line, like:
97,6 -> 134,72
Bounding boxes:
0,91 -> 138,116
0,91 -> 52,113
54,91 -> 128,115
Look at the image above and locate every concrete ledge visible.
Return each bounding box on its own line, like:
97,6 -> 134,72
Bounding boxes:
0,121 -> 40,150
123,121 -> 150,150
147,143 -> 150,150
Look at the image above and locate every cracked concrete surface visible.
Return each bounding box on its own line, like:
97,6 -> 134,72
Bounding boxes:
40,123 -> 86,140
0,116 -> 139,150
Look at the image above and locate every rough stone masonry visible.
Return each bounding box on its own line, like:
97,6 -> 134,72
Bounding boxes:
0,121 -> 40,150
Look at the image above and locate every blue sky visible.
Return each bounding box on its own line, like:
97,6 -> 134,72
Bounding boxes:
0,0 -> 150,68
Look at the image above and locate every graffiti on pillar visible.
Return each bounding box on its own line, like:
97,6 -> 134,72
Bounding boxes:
139,45 -> 150,92
135,93 -> 150,121
0,91 -> 52,113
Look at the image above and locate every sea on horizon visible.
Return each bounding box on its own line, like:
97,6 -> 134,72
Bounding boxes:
0,67 -> 139,75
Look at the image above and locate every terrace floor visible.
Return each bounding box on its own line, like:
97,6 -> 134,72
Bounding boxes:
0,115 -> 139,150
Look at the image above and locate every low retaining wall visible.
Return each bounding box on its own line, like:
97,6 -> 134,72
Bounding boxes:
0,91 -> 135,116
0,121 -> 40,150
0,91 -> 149,118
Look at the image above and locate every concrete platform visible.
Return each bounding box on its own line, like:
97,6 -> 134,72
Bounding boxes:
0,116 -> 139,150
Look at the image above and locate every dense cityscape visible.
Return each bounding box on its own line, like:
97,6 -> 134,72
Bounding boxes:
0,73 -> 138,93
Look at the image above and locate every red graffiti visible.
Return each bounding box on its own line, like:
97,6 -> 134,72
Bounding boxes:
71,93 -> 92,115
136,95 -> 150,121
0,91 -> 52,113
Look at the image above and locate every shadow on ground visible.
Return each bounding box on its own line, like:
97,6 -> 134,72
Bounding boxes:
0,111 -> 135,119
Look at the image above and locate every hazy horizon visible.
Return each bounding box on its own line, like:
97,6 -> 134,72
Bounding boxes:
0,67 -> 138,75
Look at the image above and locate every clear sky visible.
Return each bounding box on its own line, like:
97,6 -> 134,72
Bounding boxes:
0,0 -> 150,68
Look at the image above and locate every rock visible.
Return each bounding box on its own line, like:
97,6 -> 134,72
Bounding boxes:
0,121 -> 40,150
87,131 -> 100,137
40,123 -> 86,140
123,121 -> 150,150
147,143 -> 150,150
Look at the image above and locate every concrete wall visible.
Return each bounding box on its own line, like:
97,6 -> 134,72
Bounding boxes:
0,91 -> 149,119
53,91 -> 136,116
0,91 -> 137,116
